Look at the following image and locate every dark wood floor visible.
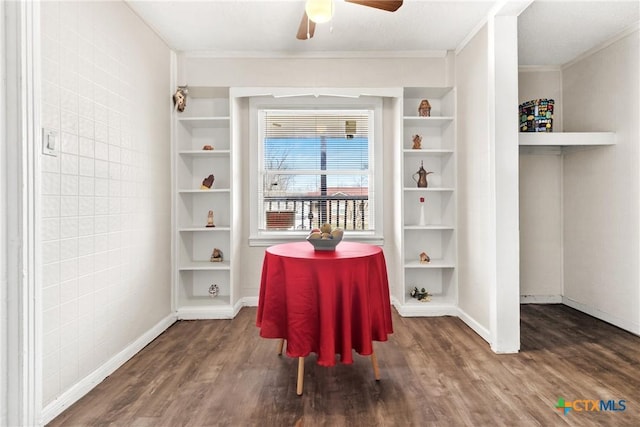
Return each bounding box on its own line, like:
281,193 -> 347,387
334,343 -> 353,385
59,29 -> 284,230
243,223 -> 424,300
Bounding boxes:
48,304 -> 640,427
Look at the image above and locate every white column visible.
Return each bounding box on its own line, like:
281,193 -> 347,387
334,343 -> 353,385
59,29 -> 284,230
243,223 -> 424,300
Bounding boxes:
488,13 -> 521,353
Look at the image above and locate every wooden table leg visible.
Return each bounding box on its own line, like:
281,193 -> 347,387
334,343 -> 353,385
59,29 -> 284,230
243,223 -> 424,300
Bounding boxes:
296,357 -> 305,396
371,351 -> 380,381
277,339 -> 285,355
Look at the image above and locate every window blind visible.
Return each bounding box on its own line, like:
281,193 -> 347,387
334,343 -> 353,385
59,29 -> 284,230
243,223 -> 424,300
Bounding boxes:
258,109 -> 373,231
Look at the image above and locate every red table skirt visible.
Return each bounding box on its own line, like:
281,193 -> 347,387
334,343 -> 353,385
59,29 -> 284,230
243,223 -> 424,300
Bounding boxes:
256,241 -> 393,367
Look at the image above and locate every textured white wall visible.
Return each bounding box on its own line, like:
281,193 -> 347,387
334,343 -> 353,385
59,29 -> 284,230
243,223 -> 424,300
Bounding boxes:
562,29 -> 640,334
518,70 -> 563,300
39,0 -> 171,406
455,25 -> 491,330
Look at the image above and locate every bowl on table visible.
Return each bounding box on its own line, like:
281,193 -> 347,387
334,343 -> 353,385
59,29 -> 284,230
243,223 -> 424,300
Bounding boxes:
306,235 -> 343,251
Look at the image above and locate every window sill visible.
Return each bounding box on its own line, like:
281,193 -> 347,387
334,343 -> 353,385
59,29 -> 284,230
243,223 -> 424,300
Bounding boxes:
249,234 -> 384,247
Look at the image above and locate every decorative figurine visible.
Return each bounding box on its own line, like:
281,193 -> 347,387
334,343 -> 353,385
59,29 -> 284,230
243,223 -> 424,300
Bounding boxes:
201,174 -> 215,189
412,134 -> 422,150
202,145 -> 214,150
173,86 -> 188,112
419,252 -> 431,264
208,284 -> 219,298
412,161 -> 433,188
410,287 -> 431,302
210,248 -> 223,262
418,99 -> 431,117
206,210 -> 215,228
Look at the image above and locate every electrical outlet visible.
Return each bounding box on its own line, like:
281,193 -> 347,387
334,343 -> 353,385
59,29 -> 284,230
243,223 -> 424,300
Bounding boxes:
42,128 -> 58,156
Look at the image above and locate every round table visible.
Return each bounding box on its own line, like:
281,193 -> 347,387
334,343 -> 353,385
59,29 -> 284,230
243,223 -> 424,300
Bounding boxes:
256,241 -> 393,367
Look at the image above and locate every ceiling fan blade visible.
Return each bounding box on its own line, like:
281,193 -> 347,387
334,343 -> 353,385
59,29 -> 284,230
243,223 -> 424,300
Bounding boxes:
345,0 -> 403,12
296,11 -> 316,40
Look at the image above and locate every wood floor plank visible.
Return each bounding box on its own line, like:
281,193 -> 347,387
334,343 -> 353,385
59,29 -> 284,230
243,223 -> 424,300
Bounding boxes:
47,305 -> 640,426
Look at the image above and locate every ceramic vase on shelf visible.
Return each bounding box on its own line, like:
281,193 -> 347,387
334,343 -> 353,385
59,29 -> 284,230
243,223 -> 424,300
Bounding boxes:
419,197 -> 426,226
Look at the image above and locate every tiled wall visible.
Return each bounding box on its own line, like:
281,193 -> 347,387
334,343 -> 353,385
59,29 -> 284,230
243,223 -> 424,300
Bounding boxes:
40,1 -> 171,406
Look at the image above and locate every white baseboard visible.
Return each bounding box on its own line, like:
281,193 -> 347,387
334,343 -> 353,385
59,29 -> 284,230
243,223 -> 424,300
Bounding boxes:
41,313 -> 177,425
456,307 -> 491,344
562,296 -> 640,336
177,306 -> 235,319
241,296 -> 259,307
520,294 -> 563,304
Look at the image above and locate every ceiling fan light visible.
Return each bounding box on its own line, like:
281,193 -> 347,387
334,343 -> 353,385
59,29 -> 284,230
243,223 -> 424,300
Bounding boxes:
305,0 -> 334,24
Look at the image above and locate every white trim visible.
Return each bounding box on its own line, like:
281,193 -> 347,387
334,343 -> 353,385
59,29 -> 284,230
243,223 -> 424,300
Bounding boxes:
177,306 -> 236,320
1,1 -> 8,424
183,50 -> 448,59
562,297 -> 640,337
41,314 -> 178,425
170,50 -> 178,315
248,235 -> 384,247
246,91 -> 388,243
518,65 -> 562,72
393,303 -> 459,318
520,294 -> 563,304
242,296 -> 259,307
562,21 -> 640,70
3,0 -> 42,425
457,307 -> 492,344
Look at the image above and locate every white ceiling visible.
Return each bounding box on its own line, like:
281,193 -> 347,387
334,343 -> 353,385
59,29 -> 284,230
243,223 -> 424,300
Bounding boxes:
126,0 -> 639,65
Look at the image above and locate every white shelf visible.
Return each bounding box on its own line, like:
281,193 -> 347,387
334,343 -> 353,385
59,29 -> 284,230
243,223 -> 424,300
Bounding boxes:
404,225 -> 454,230
179,226 -> 231,232
178,188 -> 231,194
178,260 -> 231,271
404,259 -> 455,269
178,150 -> 231,157
177,116 -> 230,129
403,116 -> 454,127
177,295 -> 231,306
403,149 -> 454,155
519,132 -> 615,146
394,300 -> 458,317
404,187 -> 455,192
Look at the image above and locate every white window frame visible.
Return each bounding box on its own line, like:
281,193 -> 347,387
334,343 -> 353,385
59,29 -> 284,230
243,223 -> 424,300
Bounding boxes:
248,93 -> 384,246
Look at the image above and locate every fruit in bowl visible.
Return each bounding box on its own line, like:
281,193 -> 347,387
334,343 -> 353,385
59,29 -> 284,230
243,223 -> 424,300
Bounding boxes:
306,223 -> 343,251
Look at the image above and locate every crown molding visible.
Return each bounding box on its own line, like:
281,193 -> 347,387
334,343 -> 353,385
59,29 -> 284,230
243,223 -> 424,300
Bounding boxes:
181,49 -> 449,59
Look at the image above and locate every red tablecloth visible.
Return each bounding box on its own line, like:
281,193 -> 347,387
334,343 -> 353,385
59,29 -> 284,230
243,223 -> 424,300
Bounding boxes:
256,241 -> 393,367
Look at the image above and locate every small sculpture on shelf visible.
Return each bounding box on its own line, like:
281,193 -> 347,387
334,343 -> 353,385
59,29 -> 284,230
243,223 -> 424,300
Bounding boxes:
412,134 -> 422,150
412,161 -> 433,188
172,85 -> 188,112
206,210 -> 215,228
419,251 -> 431,264
418,99 -> 431,117
210,248 -> 223,262
202,145 -> 214,150
201,174 -> 215,190
208,284 -> 219,298
410,287 -> 431,302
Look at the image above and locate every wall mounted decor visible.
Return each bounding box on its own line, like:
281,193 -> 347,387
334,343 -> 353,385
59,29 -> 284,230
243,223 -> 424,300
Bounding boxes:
173,85 -> 188,112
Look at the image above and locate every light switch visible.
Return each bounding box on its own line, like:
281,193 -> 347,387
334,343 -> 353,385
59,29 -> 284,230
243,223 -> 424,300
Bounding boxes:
42,128 -> 58,156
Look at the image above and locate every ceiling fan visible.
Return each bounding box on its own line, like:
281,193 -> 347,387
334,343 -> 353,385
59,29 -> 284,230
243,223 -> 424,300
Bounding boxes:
296,0 -> 403,40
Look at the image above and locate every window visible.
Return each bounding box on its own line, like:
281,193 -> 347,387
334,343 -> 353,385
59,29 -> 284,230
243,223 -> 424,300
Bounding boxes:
249,95 -> 383,244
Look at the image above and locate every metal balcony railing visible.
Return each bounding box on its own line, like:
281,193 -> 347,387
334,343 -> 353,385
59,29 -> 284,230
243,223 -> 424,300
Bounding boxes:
264,195 -> 369,231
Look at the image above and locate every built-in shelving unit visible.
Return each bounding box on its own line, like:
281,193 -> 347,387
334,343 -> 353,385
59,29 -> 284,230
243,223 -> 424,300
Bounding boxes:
173,87 -> 238,319
396,87 -> 457,316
